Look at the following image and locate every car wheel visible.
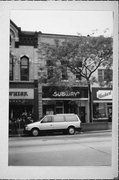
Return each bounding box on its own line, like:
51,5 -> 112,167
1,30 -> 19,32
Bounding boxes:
31,128 -> 39,137
68,126 -> 75,135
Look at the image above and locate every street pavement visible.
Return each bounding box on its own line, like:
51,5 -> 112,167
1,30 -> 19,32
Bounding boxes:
9,130 -> 112,166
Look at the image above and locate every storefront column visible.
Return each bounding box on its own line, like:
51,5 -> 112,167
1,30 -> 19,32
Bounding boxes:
34,80 -> 38,121
38,83 -> 43,119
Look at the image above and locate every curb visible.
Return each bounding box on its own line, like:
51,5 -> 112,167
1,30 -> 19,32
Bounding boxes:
9,129 -> 112,137
82,129 -> 112,134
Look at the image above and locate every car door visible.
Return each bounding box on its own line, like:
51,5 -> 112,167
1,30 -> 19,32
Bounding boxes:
39,115 -> 54,131
52,115 -> 67,130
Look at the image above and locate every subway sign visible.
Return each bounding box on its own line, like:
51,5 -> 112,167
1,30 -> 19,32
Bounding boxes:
42,86 -> 88,98
9,89 -> 34,99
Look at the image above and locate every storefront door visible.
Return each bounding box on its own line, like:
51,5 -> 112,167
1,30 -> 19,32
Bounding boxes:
79,107 -> 86,123
56,107 -> 64,114
107,105 -> 112,122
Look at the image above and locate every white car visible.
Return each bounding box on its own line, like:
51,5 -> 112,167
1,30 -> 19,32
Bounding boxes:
24,114 -> 81,136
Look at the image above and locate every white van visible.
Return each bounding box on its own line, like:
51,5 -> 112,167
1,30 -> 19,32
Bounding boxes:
24,114 -> 81,136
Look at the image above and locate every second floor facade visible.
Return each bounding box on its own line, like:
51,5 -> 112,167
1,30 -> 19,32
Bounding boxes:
10,20 -> 113,88
10,20 -> 38,82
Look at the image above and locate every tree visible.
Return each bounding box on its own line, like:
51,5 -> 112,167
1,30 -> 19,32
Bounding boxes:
37,35 -> 113,122
64,36 -> 113,122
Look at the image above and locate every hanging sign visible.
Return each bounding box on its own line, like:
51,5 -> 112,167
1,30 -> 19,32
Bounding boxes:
97,90 -> 112,100
9,88 -> 34,99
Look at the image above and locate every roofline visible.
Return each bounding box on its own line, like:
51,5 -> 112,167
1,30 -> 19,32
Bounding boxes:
41,32 -> 82,38
21,31 -> 38,35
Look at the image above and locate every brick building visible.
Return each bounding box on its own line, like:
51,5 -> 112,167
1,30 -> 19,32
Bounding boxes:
9,20 -> 39,124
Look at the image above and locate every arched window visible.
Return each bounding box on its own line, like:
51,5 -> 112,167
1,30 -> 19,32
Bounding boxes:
20,56 -> 29,81
9,54 -> 14,80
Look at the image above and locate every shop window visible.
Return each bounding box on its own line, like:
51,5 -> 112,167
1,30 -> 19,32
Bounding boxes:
20,56 -> 29,81
9,54 -> 14,81
93,103 -> 107,119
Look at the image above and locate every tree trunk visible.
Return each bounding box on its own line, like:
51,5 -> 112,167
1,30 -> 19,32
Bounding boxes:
87,79 -> 93,123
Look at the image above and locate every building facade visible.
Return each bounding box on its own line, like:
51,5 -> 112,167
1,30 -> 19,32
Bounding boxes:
37,33 -> 113,123
9,20 -> 112,126
9,20 -> 38,125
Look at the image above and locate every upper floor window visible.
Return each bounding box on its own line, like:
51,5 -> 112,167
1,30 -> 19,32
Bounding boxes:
61,60 -> 68,80
98,69 -> 112,83
9,54 -> 14,81
76,73 -> 81,81
10,35 -> 12,46
20,56 -> 29,81
47,60 -> 54,80
47,66 -> 54,79
10,30 -> 15,48
75,61 -> 82,81
62,67 -> 68,80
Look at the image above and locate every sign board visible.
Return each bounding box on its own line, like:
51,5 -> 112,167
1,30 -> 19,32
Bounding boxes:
42,86 -> 88,98
97,90 -> 112,100
9,89 -> 34,99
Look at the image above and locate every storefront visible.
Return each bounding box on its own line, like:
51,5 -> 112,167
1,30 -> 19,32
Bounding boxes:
42,86 -> 88,123
92,88 -> 112,122
9,81 -> 38,123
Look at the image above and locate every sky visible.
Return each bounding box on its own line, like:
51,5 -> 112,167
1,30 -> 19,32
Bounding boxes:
11,10 -> 113,37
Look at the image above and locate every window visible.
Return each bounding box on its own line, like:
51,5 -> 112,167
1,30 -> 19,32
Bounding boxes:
41,116 -> 52,123
104,69 -> 112,82
76,73 -> 81,80
47,66 -> 54,79
65,115 -> 78,122
10,35 -> 12,46
20,56 -> 29,81
62,67 -> 68,80
98,69 -> 112,82
10,30 -> 16,48
9,54 -> 14,80
53,115 -> 65,122
61,60 -> 68,80
47,60 -> 54,79
93,103 -> 107,119
98,69 -> 104,82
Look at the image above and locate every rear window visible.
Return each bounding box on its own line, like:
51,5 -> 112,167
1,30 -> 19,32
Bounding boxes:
53,115 -> 65,122
65,115 -> 78,122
